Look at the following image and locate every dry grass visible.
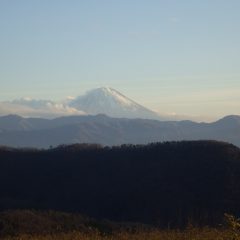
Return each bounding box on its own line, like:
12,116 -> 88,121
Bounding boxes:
1,228 -> 240,240
1,212 -> 240,240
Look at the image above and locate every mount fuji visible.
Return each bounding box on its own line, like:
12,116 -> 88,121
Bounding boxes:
70,87 -> 161,120
0,87 -> 162,120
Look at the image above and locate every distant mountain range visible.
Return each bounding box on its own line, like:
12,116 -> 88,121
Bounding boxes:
0,114 -> 240,148
0,87 -> 161,120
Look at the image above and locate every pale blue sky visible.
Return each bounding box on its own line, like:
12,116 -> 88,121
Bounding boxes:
1,0 -> 240,119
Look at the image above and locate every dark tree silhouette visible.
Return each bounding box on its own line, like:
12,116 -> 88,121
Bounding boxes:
0,141 -> 240,227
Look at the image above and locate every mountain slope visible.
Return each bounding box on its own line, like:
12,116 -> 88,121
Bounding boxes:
70,87 -> 161,119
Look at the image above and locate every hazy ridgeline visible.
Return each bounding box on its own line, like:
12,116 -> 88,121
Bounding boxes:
0,140 -> 240,229
1,114 -> 240,148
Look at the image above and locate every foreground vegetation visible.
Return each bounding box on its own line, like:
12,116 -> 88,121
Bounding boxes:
1,141 -> 240,227
1,211 -> 240,240
1,229 -> 240,240
1,141 -> 240,239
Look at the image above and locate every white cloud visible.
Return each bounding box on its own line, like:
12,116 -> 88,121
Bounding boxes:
154,110 -> 219,123
66,96 -> 76,100
0,100 -> 86,118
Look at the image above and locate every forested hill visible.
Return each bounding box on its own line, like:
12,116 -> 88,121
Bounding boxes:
0,141 -> 240,227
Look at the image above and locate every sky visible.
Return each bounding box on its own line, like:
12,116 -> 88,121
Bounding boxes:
0,0 -> 240,121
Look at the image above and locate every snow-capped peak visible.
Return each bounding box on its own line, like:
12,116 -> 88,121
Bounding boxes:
69,87 -> 161,119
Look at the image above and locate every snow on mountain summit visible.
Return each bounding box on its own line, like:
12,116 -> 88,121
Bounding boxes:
93,87 -> 135,107
69,87 -> 161,119
84,87 -> 142,108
